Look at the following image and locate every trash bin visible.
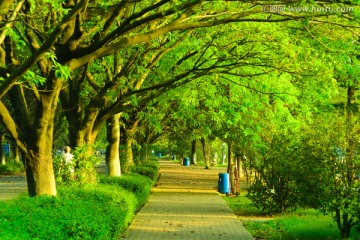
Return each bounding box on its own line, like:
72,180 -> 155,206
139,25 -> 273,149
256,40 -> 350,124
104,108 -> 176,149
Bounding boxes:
183,157 -> 190,166
218,173 -> 230,194
158,153 -> 162,158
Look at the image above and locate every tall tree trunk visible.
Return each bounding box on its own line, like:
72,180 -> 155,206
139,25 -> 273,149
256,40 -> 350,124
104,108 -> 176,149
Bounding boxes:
235,153 -> 241,195
125,137 -> 134,171
227,143 -> 233,173
24,151 -> 56,196
122,119 -> 139,172
13,144 -> 20,162
190,139 -> 197,165
347,86 -> 356,106
142,143 -> 149,162
335,208 -> 353,240
106,113 -> 121,176
227,143 -> 235,195
0,132 -> 5,165
200,137 -> 210,169
221,143 -> 226,164
24,83 -> 60,196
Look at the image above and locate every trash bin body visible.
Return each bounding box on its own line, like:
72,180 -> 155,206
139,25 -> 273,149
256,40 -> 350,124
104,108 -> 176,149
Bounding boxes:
158,153 -> 162,158
218,173 -> 230,194
183,157 -> 190,166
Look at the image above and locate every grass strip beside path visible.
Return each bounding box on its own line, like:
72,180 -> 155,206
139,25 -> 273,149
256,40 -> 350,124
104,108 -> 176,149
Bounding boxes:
224,193 -> 360,240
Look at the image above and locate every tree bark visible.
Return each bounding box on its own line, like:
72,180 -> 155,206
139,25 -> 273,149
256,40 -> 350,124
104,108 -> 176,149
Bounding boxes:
106,113 -> 121,176
24,151 -> 56,196
347,86 -> 356,106
24,78 -> 61,196
13,144 -> 20,162
125,137 -> 134,171
227,143 -> 235,195
190,139 -> 197,165
0,132 -> 5,165
121,119 -> 139,172
200,137 -> 210,169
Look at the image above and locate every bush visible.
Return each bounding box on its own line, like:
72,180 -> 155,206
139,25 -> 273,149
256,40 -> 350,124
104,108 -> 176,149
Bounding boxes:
0,161 -> 24,175
99,173 -> 152,208
225,194 -> 360,240
130,159 -> 159,183
0,158 -> 159,239
0,184 -> 137,240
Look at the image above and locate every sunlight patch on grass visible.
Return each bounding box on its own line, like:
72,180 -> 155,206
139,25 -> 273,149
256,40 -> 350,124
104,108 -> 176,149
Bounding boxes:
224,193 -> 360,240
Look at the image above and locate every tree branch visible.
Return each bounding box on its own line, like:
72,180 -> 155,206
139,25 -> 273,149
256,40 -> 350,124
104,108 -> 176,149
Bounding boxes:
0,101 -> 27,152
0,0 -> 88,99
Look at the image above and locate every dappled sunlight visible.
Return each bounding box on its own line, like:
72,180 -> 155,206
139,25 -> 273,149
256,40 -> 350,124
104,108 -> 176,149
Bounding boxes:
123,160 -> 254,239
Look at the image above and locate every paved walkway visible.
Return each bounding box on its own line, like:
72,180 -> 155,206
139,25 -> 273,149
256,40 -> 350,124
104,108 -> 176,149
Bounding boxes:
122,160 -> 254,240
0,174 -> 27,201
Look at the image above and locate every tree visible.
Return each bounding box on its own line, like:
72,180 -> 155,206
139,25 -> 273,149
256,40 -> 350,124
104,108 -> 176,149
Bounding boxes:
0,0 -> 358,197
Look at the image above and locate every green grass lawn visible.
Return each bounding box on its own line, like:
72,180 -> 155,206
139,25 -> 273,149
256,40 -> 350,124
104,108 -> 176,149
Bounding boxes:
224,193 -> 360,240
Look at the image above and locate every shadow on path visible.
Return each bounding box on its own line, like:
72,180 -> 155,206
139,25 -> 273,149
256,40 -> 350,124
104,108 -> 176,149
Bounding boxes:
122,159 -> 254,240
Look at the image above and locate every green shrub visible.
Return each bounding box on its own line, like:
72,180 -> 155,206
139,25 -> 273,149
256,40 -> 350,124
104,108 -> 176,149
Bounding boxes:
0,184 -> 137,240
53,154 -> 76,184
99,173 -> 152,208
130,160 -> 159,183
223,192 -> 271,216
0,161 -> 24,175
0,158 -> 159,239
242,211 -> 360,240
225,194 -> 360,240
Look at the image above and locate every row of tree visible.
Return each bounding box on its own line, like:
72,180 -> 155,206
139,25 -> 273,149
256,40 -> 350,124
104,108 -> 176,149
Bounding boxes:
0,2 -> 360,237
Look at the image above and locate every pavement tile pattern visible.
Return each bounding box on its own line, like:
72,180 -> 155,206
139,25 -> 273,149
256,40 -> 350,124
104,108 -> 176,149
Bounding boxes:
0,174 -> 27,201
122,160 -> 254,240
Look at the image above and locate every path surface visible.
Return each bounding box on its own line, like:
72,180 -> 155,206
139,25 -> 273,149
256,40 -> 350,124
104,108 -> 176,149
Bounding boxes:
0,159 -> 106,201
122,160 -> 254,240
0,174 -> 27,201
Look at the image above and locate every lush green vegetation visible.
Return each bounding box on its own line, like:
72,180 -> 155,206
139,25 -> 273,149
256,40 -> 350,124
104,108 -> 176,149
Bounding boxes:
225,194 -> 360,240
0,1 -> 360,238
0,161 -> 24,175
0,160 -> 159,240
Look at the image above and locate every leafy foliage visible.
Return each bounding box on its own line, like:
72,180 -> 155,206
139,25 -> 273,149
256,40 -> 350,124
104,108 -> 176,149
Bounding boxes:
0,159 -> 158,239
99,173 -> 152,208
0,161 -> 24,175
72,145 -> 101,184
130,159 -> 159,184
0,185 -> 136,239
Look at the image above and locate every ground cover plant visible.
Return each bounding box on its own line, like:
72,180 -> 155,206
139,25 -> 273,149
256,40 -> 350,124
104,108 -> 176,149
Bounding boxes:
0,161 -> 24,175
99,173 -> 152,209
0,160 -> 159,239
224,193 -> 360,240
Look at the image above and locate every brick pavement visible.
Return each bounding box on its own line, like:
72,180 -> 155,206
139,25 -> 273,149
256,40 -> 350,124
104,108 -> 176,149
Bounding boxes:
122,160 -> 254,240
0,174 -> 27,201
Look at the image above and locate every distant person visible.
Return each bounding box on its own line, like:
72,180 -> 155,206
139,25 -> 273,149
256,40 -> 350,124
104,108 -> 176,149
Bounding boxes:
222,153 -> 226,164
213,152 -> 218,165
62,146 -> 75,180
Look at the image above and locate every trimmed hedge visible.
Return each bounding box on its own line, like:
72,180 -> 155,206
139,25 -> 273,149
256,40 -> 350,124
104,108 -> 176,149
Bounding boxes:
130,159 -> 159,183
0,185 -> 136,239
0,159 -> 159,239
99,173 -> 152,208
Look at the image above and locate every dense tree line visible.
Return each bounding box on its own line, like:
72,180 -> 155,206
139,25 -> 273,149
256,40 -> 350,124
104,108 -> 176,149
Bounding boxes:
0,0 -> 359,237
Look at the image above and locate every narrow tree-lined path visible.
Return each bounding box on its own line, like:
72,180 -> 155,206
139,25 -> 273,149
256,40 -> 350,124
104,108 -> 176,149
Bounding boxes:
122,160 -> 254,240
